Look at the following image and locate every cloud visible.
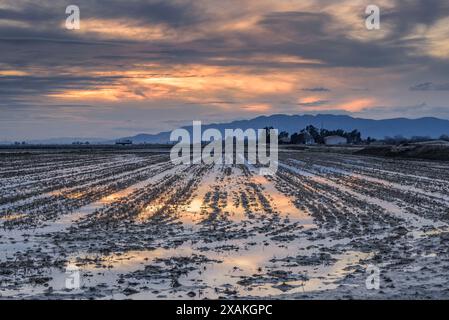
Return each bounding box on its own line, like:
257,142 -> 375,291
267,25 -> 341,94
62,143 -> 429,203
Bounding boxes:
1,0 -> 449,139
302,87 -> 330,92
0,74 -> 126,106
355,102 -> 449,119
297,100 -> 330,107
410,82 -> 449,91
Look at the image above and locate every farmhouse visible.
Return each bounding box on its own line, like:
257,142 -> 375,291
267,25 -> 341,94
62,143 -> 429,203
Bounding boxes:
324,135 -> 347,145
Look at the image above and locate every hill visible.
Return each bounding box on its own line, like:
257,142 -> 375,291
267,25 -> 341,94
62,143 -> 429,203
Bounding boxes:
118,114 -> 449,144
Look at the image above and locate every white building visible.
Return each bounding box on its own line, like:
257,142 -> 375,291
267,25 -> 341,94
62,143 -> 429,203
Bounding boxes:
324,135 -> 347,145
279,136 -> 291,144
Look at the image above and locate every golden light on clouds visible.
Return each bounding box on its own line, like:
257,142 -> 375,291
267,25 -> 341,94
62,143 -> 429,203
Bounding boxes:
336,98 -> 376,112
0,70 -> 29,76
242,103 -> 272,112
47,88 -> 123,101
40,60 -> 383,116
2,0 -> 448,140
46,64 -> 303,103
65,18 -> 176,41
298,96 -> 323,104
421,17 -> 449,59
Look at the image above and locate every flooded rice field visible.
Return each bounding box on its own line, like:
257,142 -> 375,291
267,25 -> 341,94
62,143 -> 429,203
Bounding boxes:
1,148 -> 449,299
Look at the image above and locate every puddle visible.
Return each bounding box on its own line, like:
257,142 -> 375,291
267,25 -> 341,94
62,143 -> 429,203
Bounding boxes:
24,239 -> 369,299
2,151 -> 448,299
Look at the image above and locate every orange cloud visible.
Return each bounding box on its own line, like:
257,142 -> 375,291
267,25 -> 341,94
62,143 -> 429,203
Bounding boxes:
0,70 -> 29,76
45,63 -> 302,103
337,98 -> 376,112
242,103 -> 272,112
298,96 -> 322,104
63,18 -> 175,41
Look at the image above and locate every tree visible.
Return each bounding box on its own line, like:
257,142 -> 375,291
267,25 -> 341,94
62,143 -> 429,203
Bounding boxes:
366,137 -> 376,144
291,132 -> 311,144
278,131 -> 289,144
384,135 -> 407,145
288,126 -> 366,145
305,125 -> 323,144
347,129 -> 362,144
290,133 -> 299,144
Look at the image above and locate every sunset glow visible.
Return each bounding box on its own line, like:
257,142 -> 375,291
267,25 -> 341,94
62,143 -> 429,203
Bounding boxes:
1,0 -> 449,140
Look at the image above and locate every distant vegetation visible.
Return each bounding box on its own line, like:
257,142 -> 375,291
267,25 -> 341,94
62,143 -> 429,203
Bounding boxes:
383,134 -> 449,145
277,125 -> 362,145
277,125 -> 449,146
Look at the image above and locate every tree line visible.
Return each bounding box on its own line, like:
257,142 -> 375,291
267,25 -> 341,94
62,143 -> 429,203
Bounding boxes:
263,126 -> 449,145
275,125 -> 362,144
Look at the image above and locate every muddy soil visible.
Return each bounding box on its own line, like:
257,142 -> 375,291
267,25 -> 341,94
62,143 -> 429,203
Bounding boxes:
1,149 -> 449,299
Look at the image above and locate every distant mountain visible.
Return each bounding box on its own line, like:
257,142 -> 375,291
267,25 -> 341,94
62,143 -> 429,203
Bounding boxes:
5,115 -> 448,145
118,114 -> 449,143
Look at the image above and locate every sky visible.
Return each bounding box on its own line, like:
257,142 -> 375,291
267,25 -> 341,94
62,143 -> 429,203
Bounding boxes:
1,0 -> 449,140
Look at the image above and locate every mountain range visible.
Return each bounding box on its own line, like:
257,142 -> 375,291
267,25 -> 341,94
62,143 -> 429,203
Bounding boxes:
117,114 -> 449,144
3,114 -> 449,145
